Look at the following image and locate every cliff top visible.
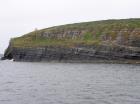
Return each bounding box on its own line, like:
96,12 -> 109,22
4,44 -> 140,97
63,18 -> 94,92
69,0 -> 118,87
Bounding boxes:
11,18 -> 140,48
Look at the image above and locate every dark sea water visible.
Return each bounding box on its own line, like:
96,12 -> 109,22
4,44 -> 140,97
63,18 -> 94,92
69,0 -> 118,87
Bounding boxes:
0,60 -> 140,104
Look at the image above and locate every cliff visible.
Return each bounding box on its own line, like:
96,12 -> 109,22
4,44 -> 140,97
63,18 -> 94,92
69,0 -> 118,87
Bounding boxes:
3,19 -> 140,63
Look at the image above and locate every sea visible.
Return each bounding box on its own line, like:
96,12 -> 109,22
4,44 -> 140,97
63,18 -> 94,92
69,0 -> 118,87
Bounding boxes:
0,60 -> 140,104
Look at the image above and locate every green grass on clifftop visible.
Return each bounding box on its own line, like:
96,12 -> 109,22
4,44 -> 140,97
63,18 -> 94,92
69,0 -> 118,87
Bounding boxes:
12,37 -> 101,48
11,18 -> 140,48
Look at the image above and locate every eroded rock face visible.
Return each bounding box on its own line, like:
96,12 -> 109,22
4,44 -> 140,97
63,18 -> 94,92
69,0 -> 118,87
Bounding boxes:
40,30 -> 85,39
4,45 -> 140,62
128,29 -> 140,47
99,28 -> 140,47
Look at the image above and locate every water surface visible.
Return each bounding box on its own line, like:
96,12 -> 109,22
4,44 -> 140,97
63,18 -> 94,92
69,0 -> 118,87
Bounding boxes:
0,60 -> 140,104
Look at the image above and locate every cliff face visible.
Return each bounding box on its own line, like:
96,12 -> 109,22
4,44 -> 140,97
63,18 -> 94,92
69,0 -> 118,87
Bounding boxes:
4,44 -> 140,63
3,19 -> 140,63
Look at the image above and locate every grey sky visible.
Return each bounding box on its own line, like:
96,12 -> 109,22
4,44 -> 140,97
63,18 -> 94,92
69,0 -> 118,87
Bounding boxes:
0,0 -> 140,53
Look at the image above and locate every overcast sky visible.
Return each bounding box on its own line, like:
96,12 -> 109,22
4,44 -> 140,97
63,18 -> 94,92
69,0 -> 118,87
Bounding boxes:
0,0 -> 140,53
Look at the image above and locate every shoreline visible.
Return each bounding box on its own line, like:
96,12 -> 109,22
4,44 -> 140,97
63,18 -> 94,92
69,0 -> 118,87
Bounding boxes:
7,59 -> 140,64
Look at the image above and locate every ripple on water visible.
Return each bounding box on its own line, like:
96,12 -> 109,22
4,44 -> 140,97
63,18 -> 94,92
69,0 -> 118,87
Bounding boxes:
0,61 -> 140,104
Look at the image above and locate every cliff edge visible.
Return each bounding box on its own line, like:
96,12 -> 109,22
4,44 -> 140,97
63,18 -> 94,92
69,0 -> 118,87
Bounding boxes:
3,19 -> 140,63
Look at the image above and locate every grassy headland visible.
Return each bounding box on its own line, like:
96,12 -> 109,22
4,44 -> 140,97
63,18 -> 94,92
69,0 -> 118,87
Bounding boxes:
11,18 -> 140,48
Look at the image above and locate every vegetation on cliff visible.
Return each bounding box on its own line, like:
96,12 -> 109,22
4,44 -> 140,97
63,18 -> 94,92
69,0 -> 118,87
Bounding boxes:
10,18 -> 140,48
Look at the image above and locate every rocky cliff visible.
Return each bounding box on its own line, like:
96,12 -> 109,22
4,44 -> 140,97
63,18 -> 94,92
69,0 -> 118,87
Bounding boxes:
3,19 -> 140,63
